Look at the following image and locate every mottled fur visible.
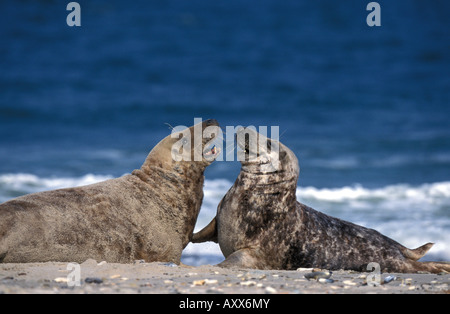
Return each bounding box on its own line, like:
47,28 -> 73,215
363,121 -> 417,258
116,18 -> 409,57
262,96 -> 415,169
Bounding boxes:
0,119 -> 220,264
193,128 -> 450,273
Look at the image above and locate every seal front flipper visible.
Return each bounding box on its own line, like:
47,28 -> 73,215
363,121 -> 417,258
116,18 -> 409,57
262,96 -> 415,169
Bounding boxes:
217,248 -> 266,269
192,217 -> 218,243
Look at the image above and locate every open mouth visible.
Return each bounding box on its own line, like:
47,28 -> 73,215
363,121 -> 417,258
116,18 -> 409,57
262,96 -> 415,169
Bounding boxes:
204,144 -> 220,157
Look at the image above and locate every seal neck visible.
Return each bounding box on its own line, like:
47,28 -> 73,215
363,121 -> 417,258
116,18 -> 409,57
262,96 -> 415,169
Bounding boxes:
240,165 -> 298,187
132,161 -> 206,249
237,167 -> 298,210
135,159 -> 205,190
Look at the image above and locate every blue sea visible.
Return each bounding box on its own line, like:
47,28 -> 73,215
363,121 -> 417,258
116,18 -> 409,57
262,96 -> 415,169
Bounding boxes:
1,0 -> 449,265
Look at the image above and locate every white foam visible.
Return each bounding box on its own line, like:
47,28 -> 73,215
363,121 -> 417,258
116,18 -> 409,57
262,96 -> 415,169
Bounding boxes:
297,181 -> 450,204
1,174 -> 449,264
0,173 -> 113,202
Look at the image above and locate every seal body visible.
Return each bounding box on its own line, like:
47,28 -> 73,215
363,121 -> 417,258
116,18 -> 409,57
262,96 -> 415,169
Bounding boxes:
193,128 -> 450,273
0,119 -> 221,263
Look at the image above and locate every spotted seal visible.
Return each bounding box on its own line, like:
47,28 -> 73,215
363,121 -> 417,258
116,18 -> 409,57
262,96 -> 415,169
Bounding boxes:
0,119 -> 221,264
193,127 -> 450,273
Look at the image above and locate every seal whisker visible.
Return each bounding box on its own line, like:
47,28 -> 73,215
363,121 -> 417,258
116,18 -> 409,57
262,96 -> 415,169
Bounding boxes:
164,122 -> 175,131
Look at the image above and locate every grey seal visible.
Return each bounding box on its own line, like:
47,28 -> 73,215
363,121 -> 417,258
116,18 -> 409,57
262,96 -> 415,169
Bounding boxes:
0,119 -> 221,264
193,127 -> 450,273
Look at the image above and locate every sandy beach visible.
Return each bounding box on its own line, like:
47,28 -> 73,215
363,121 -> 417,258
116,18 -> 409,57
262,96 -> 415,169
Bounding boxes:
0,259 -> 448,294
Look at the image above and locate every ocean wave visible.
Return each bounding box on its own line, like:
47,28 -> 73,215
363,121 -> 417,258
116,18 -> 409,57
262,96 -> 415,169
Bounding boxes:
297,181 -> 450,204
0,174 -> 448,263
309,153 -> 450,170
0,173 -> 113,202
3,173 -> 448,205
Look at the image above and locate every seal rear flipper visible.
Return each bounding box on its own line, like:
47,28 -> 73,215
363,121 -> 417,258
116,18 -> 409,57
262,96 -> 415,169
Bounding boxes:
401,242 -> 434,261
425,261 -> 450,273
416,261 -> 450,274
192,218 -> 218,243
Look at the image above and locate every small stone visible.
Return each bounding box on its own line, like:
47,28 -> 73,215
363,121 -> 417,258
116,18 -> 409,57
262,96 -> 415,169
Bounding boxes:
84,277 -> 103,284
140,282 -> 152,287
162,262 -> 178,268
240,281 -> 257,286
134,260 -> 145,264
81,259 -> 98,267
343,280 -> 357,286
404,278 -> 413,286
383,275 -> 396,284
193,279 -> 206,286
54,277 -> 68,283
304,271 -> 332,281
265,286 -> 277,294
318,278 -> 334,284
